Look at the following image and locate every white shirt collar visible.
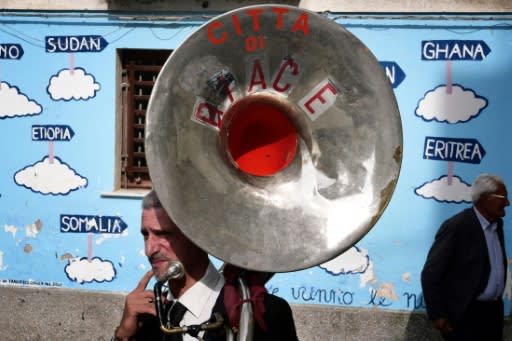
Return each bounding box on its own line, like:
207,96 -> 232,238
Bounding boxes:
167,261 -> 224,319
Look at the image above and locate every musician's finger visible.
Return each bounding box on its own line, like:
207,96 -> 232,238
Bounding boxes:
135,270 -> 154,291
143,291 -> 156,303
143,292 -> 157,316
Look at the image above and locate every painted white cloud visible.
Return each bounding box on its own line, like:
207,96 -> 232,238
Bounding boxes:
415,175 -> 471,203
0,81 -> 42,118
14,156 -> 88,195
415,85 -> 487,124
47,67 -> 100,101
319,246 -> 369,275
64,257 -> 116,284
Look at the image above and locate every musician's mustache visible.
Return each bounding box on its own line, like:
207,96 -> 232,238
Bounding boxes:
148,254 -> 172,263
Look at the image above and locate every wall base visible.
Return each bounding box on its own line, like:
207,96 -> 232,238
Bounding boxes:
0,286 -> 510,340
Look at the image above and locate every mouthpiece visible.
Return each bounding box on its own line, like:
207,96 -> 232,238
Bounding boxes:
158,261 -> 185,283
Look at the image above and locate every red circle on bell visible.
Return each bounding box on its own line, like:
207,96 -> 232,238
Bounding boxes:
227,102 -> 297,177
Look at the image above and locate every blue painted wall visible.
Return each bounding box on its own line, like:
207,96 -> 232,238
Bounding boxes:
1,10 -> 511,315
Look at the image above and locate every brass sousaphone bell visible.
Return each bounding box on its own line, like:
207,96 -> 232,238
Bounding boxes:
146,5 -> 402,273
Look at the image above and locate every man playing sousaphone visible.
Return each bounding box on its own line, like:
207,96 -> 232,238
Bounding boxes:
113,190 -> 298,341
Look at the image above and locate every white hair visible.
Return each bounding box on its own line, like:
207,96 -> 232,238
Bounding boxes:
471,173 -> 504,204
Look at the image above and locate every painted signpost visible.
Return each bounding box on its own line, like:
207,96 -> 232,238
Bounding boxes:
60,214 -> 128,234
380,61 -> 405,88
32,125 -> 75,142
421,40 -> 491,61
423,136 -> 486,164
0,44 -> 24,60
45,35 -> 109,53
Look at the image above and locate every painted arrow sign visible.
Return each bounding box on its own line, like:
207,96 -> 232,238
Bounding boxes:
60,214 -> 128,234
0,44 -> 24,60
421,40 -> 491,61
32,125 -> 75,142
423,136 -> 486,164
379,61 -> 406,88
45,35 -> 109,53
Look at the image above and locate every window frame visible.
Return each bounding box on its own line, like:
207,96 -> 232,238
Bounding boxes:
109,48 -> 172,196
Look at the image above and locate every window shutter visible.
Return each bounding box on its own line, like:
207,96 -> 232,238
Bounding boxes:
120,49 -> 171,189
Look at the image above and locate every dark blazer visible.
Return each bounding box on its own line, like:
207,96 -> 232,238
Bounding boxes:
421,208 -> 507,323
134,288 -> 298,341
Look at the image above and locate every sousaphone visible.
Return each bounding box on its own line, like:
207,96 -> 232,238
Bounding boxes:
146,5 -> 402,273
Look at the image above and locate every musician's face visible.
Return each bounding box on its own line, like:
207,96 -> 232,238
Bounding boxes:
141,207 -> 202,281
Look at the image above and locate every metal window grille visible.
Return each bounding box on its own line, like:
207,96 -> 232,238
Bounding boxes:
120,49 -> 172,189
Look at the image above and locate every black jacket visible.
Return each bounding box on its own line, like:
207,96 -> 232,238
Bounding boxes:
134,288 -> 298,341
421,208 -> 506,323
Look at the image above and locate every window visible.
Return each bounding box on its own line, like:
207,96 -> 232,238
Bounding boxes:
116,49 -> 172,190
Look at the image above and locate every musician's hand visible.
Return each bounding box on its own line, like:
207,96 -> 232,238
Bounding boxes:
115,270 -> 156,340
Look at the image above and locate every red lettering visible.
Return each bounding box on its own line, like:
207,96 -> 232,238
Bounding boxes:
194,102 -> 224,128
273,59 -> 299,93
208,21 -> 227,44
303,82 -> 338,115
219,74 -> 235,103
292,13 -> 309,36
208,8 -> 309,47
245,35 -> 264,53
246,8 -> 264,32
231,14 -> 242,36
246,36 -> 257,52
248,59 -> 267,92
272,7 -> 289,30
